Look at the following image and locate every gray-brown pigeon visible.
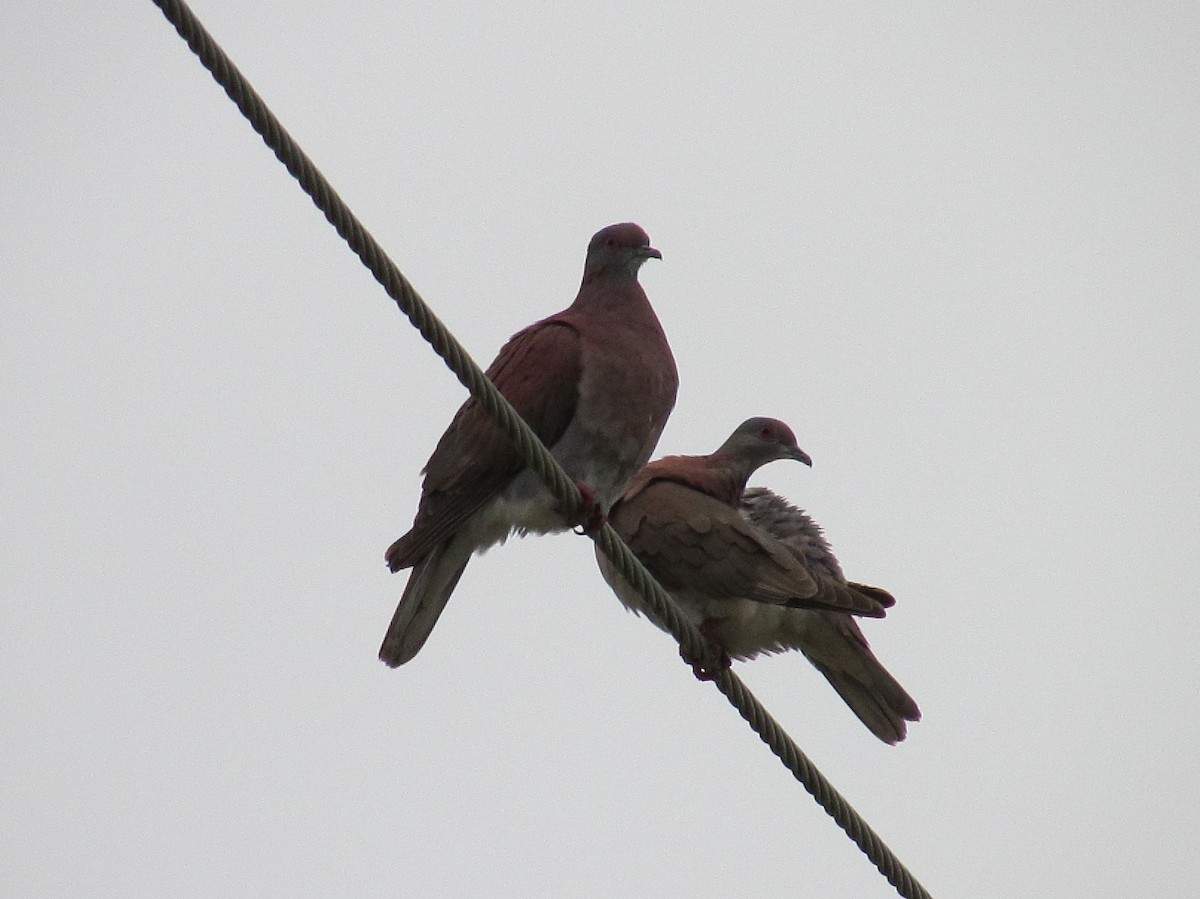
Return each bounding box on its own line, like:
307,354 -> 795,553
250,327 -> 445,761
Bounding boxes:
598,418 -> 893,661
740,487 -> 920,744
380,223 -> 678,667
599,418 -> 919,743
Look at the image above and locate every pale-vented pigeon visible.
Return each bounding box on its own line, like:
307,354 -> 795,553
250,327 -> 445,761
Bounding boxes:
740,487 -> 920,744
598,418 -> 894,670
380,223 -> 678,667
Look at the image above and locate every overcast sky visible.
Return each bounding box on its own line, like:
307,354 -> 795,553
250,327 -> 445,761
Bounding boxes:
3,3 -> 1198,897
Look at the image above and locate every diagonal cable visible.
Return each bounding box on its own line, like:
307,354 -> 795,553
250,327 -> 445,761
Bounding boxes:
146,3 -> 933,897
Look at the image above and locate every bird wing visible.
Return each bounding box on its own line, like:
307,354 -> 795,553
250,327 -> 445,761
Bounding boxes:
386,318 -> 581,569
739,487 -> 896,615
613,481 -> 889,617
611,481 -> 821,604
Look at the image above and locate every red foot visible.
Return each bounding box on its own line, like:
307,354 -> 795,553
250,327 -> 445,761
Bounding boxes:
680,639 -> 731,682
570,482 -> 607,535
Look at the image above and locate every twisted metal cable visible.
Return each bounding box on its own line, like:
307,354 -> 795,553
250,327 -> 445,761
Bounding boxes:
147,2 -> 932,896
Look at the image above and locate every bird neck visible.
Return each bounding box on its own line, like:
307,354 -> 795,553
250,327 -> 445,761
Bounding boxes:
579,265 -> 643,289
569,278 -> 658,326
647,453 -> 749,506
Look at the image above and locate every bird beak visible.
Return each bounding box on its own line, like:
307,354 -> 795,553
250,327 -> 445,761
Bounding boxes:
639,245 -> 663,260
788,446 -> 813,467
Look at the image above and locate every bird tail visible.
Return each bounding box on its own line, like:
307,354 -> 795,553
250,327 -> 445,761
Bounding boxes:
379,538 -> 471,667
799,617 -> 921,744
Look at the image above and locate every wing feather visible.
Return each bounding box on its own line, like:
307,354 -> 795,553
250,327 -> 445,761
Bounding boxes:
387,319 -> 582,569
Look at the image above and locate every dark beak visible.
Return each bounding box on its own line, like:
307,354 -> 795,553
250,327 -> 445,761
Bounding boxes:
640,245 -> 662,260
788,446 -> 813,467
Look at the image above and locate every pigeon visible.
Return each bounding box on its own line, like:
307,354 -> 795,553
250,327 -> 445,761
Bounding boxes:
598,418 -> 893,658
380,223 -> 678,667
599,417 -> 919,742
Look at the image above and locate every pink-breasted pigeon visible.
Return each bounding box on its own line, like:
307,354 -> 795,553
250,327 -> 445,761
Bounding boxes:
380,223 -> 677,667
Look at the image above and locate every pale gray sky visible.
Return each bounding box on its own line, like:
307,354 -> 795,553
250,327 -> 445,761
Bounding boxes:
3,3 -> 1198,897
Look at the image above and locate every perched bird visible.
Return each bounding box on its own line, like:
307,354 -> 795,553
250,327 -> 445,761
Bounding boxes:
599,418 -> 892,655
380,223 -> 678,667
740,487 -> 920,744
599,417 -> 919,743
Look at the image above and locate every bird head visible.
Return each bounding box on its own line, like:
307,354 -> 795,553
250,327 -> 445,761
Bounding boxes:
583,222 -> 662,281
717,417 -> 813,469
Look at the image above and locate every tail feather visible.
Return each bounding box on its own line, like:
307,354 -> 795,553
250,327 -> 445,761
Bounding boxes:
810,660 -> 921,744
794,616 -> 920,744
379,539 -> 471,667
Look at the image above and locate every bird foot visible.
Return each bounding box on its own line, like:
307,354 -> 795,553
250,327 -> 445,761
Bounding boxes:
570,482 -> 607,535
679,642 -> 731,682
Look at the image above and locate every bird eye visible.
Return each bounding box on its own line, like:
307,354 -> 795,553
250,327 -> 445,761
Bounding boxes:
605,238 -> 617,248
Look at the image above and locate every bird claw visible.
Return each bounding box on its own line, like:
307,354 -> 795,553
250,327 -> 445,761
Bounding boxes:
680,642 -> 731,682
570,482 -> 607,535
